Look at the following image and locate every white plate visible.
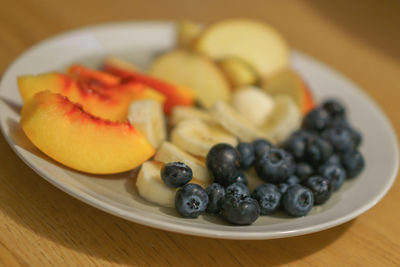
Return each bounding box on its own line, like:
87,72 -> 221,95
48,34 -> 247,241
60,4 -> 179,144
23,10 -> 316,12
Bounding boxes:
0,21 -> 398,240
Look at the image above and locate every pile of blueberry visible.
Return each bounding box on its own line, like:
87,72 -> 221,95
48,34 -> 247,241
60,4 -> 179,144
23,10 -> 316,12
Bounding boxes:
162,99 -> 365,225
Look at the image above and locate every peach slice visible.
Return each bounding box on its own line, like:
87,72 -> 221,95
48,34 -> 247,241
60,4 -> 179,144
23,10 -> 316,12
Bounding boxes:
149,50 -> 231,108
194,19 -> 289,77
262,69 -> 315,114
103,57 -> 194,114
18,72 -> 165,121
20,91 -> 155,174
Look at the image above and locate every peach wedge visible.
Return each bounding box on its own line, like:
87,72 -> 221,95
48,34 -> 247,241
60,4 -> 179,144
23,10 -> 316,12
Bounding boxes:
20,91 -> 155,174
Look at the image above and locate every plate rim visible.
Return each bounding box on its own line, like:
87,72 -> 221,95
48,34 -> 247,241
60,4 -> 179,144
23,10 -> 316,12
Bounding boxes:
0,21 -> 398,240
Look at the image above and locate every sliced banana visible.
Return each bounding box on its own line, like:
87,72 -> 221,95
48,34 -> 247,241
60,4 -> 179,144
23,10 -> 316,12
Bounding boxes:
261,95 -> 301,144
171,106 -> 215,125
155,141 -> 212,184
245,168 -> 265,192
136,161 -> 177,208
231,86 -> 275,126
128,100 -> 166,148
210,101 -> 271,143
170,119 -> 237,157
136,161 -> 211,208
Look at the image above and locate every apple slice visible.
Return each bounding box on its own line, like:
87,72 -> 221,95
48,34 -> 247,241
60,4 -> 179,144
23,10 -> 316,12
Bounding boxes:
177,20 -> 203,48
262,69 -> 315,114
20,91 -> 155,174
217,57 -> 260,89
149,50 -> 231,108
194,19 -> 289,77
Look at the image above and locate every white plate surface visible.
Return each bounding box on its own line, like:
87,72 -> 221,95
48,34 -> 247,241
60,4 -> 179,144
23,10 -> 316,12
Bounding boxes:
0,21 -> 398,239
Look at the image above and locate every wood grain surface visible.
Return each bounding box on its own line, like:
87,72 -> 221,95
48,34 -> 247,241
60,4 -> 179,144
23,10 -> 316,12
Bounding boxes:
1,0 -> 400,266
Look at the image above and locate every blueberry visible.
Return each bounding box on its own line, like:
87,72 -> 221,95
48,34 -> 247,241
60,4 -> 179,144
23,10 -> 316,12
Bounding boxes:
278,183 -> 289,194
287,175 -> 300,186
282,184 -> 314,217
322,127 -> 354,153
175,184 -> 209,218
325,154 -> 341,166
304,176 -> 332,205
252,184 -> 281,215
225,182 -> 250,197
237,142 -> 255,169
341,150 -> 365,178
206,143 -> 240,185
230,170 -> 248,186
319,164 -> 346,191
220,194 -> 260,225
254,148 -> 295,184
252,139 -> 273,158
302,107 -> 330,132
205,183 -> 225,214
306,136 -> 333,166
348,127 -> 362,147
322,99 -> 346,119
161,162 -> 193,188
283,135 -> 307,161
295,162 -> 314,182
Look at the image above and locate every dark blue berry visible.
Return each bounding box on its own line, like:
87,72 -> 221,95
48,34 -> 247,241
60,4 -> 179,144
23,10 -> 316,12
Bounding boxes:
252,139 -> 273,158
304,176 -> 332,205
319,164 -> 346,191
175,184 -> 209,218
225,182 -> 250,197
252,184 -> 281,215
254,148 -> 295,184
282,184 -> 314,217
302,107 -> 330,132
322,127 -> 354,153
230,170 -> 248,186
205,183 -> 225,214
295,162 -> 314,182
348,127 -> 362,147
306,136 -> 333,166
278,183 -> 289,194
283,135 -> 307,161
220,194 -> 260,225
325,154 -> 341,166
237,142 -> 255,169
287,175 -> 300,186
161,162 -> 193,188
322,99 -> 346,119
341,150 -> 365,178
206,143 -> 240,185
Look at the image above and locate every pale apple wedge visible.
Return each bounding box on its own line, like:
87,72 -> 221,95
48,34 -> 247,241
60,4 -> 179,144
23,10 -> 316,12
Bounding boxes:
149,50 -> 231,108
194,19 -> 289,77
177,20 -> 203,48
262,69 -> 315,114
217,57 -> 260,88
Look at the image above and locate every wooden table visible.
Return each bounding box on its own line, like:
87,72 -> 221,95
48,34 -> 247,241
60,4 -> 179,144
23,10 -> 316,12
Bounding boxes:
1,0 -> 400,266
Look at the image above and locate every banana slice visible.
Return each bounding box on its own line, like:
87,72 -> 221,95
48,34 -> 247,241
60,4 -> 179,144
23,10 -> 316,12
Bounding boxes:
261,95 -> 301,144
171,106 -> 215,125
136,161 -> 210,208
245,168 -> 265,192
155,141 -> 212,183
171,119 -> 237,157
210,101 -> 270,143
128,100 -> 166,148
136,161 -> 177,208
231,86 -> 275,126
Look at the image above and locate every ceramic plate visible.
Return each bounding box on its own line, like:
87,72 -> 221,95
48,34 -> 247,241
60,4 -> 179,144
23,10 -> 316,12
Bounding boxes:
0,22 -> 398,239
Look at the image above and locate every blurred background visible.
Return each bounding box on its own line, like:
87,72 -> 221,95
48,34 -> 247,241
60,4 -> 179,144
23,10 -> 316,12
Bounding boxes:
2,0 -> 399,130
